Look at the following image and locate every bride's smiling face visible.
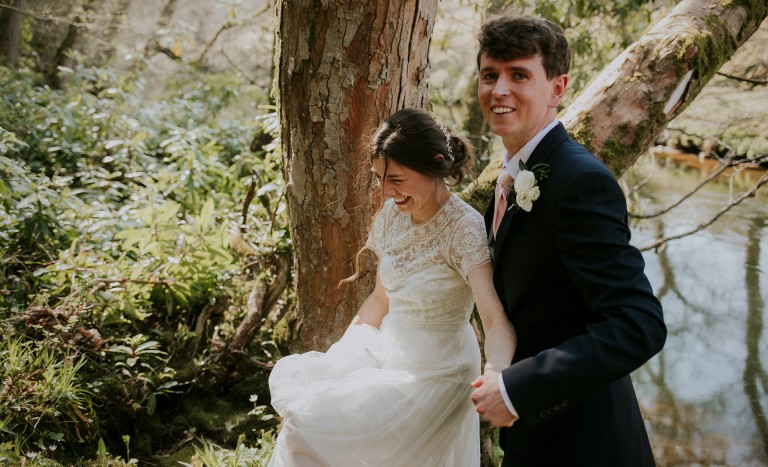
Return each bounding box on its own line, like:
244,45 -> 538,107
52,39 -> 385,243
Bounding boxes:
371,158 -> 444,224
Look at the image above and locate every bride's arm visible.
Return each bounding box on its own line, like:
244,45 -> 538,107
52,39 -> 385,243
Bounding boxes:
468,263 -> 516,373
468,263 -> 519,427
351,271 -> 389,328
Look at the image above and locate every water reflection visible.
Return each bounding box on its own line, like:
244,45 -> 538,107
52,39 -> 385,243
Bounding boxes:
744,216 -> 767,456
626,153 -> 768,466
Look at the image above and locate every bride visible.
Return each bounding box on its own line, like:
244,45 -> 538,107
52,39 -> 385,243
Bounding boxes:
268,108 -> 516,466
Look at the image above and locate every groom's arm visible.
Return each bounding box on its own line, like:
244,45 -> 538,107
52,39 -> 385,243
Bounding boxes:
499,166 -> 666,427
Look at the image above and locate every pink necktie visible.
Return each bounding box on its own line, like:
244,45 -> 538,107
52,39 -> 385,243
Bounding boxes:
492,169 -> 513,238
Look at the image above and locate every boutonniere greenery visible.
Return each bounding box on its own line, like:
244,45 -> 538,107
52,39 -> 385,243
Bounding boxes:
508,160 -> 550,212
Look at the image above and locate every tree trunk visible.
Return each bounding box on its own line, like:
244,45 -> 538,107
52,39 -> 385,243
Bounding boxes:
44,0 -> 100,88
275,1 -> 437,352
462,0 -> 768,211
0,0 -> 26,67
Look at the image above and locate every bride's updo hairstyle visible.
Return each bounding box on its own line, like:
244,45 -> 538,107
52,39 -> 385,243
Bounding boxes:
369,108 -> 474,187
341,108 -> 474,286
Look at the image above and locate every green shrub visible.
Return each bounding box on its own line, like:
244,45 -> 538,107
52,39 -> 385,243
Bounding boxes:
0,61 -> 288,463
0,337 -> 95,456
186,434 -> 276,467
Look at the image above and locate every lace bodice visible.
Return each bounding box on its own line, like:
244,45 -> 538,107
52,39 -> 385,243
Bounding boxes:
367,194 -> 490,331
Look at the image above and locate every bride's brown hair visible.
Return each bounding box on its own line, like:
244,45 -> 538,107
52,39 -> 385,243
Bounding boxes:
370,107 -> 474,186
340,108 -> 475,285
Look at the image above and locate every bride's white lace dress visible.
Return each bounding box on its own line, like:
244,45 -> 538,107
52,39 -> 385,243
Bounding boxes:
268,194 -> 490,466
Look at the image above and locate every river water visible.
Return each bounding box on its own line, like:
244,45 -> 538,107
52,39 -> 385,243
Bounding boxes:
626,152 -> 768,466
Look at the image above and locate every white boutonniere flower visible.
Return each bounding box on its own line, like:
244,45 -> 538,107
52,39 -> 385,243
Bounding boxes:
508,161 -> 550,213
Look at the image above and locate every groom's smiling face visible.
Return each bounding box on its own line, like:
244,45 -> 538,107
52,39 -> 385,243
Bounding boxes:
478,53 -> 566,153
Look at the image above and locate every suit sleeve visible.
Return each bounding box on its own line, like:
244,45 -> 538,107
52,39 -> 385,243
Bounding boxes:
500,167 -> 667,426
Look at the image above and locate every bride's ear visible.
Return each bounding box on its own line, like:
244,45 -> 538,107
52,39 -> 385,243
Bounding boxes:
433,154 -> 445,162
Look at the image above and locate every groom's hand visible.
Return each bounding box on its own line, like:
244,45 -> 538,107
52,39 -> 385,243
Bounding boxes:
470,371 -> 517,427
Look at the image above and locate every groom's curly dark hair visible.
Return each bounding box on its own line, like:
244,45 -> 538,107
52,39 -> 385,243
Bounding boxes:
477,15 -> 572,80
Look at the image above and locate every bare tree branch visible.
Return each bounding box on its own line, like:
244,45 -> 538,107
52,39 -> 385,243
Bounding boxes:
195,20 -> 236,64
638,171 -> 768,252
717,71 -> 768,86
229,252 -> 291,353
220,47 -> 270,86
624,150 -> 657,198
186,303 -> 216,359
195,3 -> 272,65
630,151 -> 735,219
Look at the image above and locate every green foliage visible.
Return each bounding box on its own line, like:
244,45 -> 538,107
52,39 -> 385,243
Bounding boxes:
106,335 -> 179,417
0,154 -> 83,291
186,436 -> 275,467
0,60 -> 288,463
0,337 -> 94,456
178,396 -> 276,467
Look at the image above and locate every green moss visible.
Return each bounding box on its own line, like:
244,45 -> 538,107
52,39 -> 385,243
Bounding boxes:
600,123 -> 639,175
600,106 -> 666,176
459,182 -> 494,214
459,156 -> 502,213
744,0 -> 768,32
568,112 -> 596,154
681,8 -> 749,100
272,309 -> 295,354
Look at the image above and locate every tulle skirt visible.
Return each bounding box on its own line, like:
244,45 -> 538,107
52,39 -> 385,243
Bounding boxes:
268,314 -> 481,467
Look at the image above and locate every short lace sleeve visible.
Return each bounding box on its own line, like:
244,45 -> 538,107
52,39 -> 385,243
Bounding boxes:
366,200 -> 393,257
446,205 -> 491,278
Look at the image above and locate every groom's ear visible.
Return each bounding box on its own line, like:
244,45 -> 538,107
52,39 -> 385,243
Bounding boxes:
549,74 -> 568,108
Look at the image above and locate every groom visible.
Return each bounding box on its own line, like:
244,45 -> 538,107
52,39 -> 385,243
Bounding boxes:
469,15 -> 667,466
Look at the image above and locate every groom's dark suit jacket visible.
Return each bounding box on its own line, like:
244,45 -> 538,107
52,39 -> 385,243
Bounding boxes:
485,123 -> 667,466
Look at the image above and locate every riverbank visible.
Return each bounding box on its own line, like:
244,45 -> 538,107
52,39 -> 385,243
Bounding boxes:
653,148 -> 767,182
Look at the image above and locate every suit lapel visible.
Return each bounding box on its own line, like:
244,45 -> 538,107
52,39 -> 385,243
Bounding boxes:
490,123 -> 570,263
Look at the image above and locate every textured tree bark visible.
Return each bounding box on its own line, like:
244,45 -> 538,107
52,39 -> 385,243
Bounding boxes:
0,0 -> 26,67
462,0 -> 768,211
275,0 -> 437,352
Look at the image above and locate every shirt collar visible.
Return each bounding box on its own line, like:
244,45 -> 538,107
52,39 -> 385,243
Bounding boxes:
503,119 -> 560,178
